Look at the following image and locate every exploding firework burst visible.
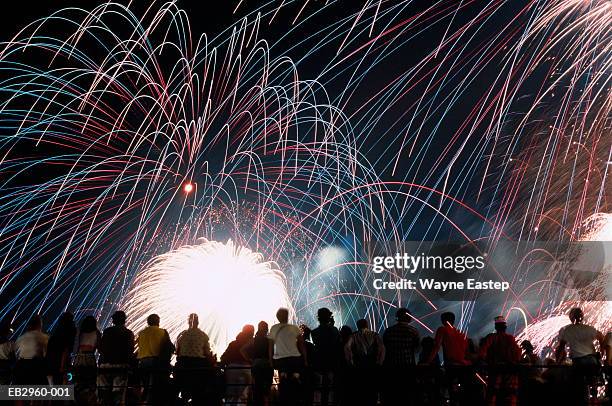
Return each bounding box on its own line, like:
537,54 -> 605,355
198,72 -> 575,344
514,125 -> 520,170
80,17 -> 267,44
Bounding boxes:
0,0 -> 608,343
124,239 -> 291,353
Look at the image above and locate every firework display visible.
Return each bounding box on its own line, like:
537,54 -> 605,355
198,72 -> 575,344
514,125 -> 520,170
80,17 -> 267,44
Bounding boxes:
0,0 -> 609,354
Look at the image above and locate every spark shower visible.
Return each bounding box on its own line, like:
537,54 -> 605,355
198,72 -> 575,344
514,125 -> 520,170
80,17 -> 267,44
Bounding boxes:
0,0 -> 609,350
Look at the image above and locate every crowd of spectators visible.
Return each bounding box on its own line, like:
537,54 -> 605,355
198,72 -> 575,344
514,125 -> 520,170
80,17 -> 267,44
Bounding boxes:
0,306 -> 610,405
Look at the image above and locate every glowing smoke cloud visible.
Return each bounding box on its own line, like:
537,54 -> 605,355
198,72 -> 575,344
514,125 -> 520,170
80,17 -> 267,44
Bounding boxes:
124,239 -> 291,353
519,213 -> 612,353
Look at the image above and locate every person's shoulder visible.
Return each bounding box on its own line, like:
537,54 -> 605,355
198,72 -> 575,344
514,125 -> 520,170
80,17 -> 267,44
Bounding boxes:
558,323 -> 570,334
586,324 -> 598,332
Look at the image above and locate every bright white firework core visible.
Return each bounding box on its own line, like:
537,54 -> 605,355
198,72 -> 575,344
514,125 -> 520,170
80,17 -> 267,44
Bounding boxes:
124,239 -> 291,354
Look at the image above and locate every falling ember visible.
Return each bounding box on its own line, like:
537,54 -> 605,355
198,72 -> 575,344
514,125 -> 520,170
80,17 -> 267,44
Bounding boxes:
183,183 -> 194,193
123,239 -> 292,353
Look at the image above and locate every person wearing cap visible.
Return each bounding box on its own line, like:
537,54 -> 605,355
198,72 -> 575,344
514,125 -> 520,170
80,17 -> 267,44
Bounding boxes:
479,315 -> 521,406
175,313 -> 213,405
98,310 -> 135,405
554,307 -> 604,405
311,307 -> 340,406
382,308 -> 420,406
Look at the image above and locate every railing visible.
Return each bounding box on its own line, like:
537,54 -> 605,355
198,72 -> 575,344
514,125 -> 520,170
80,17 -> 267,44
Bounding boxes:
9,364 -> 612,405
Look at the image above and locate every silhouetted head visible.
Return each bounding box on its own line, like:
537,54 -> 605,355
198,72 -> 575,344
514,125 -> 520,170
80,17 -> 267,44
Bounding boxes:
521,340 -> 534,353
356,319 -> 368,330
340,325 -> 353,342
27,315 -> 43,332
188,313 -> 199,329
147,314 -> 160,327
80,315 -> 98,333
569,307 -> 583,324
276,308 -> 289,323
54,312 -> 76,336
256,321 -> 269,336
421,336 -> 435,352
111,311 -> 127,326
242,324 -> 255,338
396,308 -> 412,323
494,316 -> 507,332
317,308 -> 333,325
441,312 -> 455,326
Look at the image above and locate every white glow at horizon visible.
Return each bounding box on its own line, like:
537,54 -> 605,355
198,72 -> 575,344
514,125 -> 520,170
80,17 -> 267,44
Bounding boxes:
124,239 -> 292,353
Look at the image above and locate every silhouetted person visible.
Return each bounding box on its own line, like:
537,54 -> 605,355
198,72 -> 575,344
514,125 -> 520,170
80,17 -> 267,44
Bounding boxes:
0,319 -> 15,384
427,312 -> 468,405
336,325 -> 353,406
418,337 -> 441,405
46,312 -> 76,386
382,308 -> 420,406
427,311 -> 468,365
518,340 -> 542,405
137,314 -> 174,406
14,315 -> 48,385
175,313 -> 213,405
241,321 -> 273,406
554,307 -> 603,406
479,316 -> 521,406
221,324 -> 254,405
344,319 -> 384,406
98,310 -> 135,406
73,315 -> 101,404
311,308 -> 340,406
269,308 -> 307,406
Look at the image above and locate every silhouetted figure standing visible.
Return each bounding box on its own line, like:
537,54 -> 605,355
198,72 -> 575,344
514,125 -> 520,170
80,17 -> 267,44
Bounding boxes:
336,325 -> 353,406
555,307 -> 604,406
418,337 -> 441,405
221,324 -> 254,405
0,319 -> 15,385
175,313 -> 213,405
98,310 -> 135,406
479,316 -> 521,406
269,308 -> 307,406
137,314 -> 174,406
427,311 -> 468,405
241,321 -> 273,406
518,340 -> 541,405
14,315 -> 48,385
73,315 -> 101,404
382,308 -> 420,406
46,312 -> 76,386
311,308 -> 340,406
344,319 -> 384,406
